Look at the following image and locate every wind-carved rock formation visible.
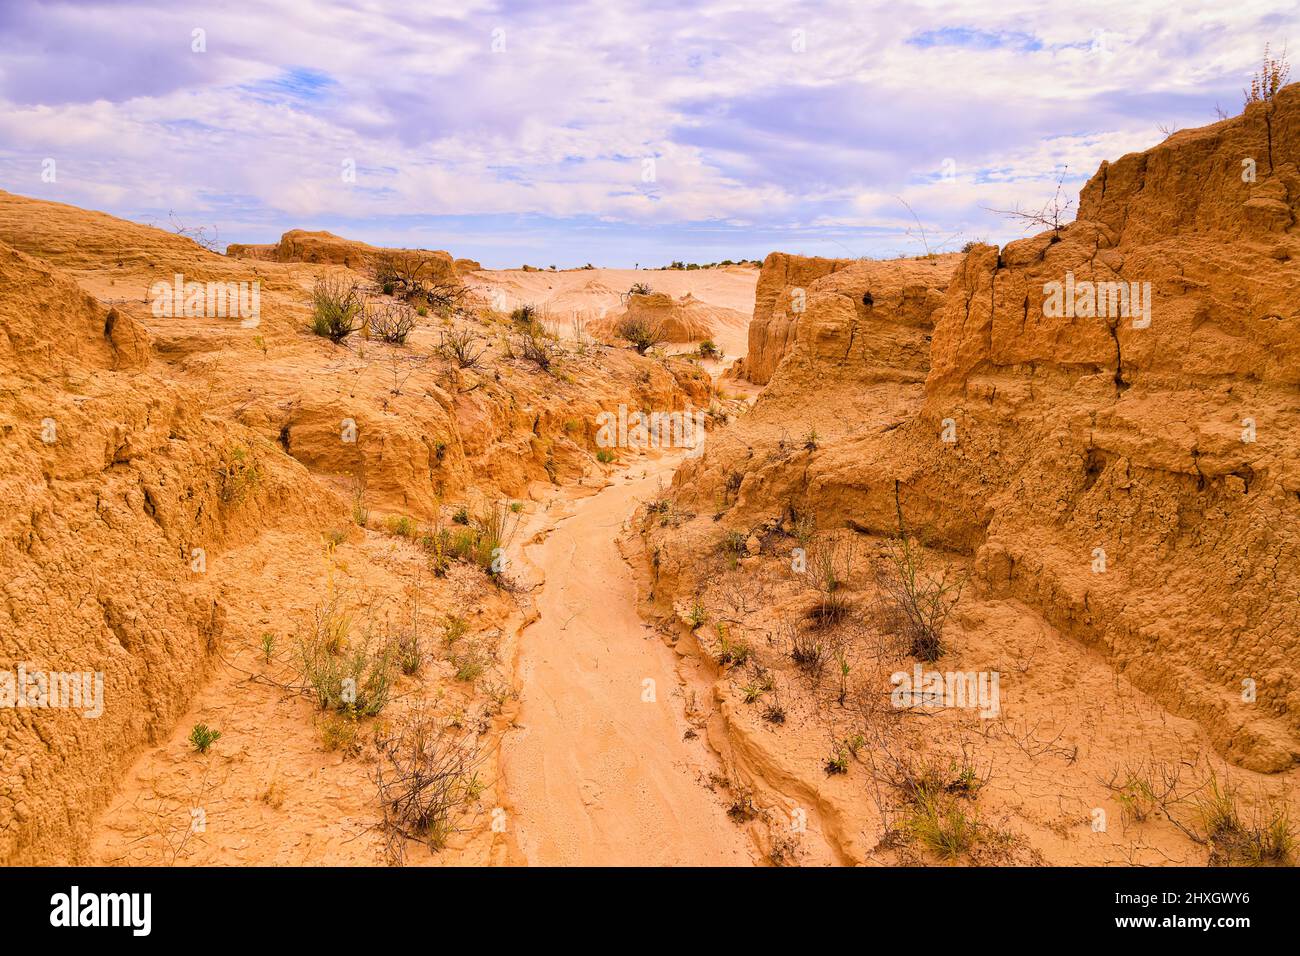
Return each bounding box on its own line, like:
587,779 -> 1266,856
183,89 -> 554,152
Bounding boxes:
228,229 -> 466,281
656,84 -> 1300,773
731,252 -> 858,384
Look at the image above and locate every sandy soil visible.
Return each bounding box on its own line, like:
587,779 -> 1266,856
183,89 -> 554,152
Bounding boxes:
499,455 -> 757,865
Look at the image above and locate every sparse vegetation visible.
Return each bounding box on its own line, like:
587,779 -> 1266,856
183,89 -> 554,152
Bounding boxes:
296,602 -> 396,717
875,533 -> 963,662
216,445 -> 262,504
310,275 -> 365,342
1244,43 -> 1291,106
375,707 -> 485,861
515,321 -> 560,372
189,723 -> 222,754
368,300 -> 417,344
371,251 -> 466,312
436,328 -> 486,369
1196,773 -> 1295,866
615,315 -> 665,355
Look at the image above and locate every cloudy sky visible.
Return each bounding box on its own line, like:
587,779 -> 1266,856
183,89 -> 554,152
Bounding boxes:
0,1 -> 1292,267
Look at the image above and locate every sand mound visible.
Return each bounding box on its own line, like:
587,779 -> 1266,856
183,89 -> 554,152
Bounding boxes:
588,290 -> 748,345
463,266 -> 759,359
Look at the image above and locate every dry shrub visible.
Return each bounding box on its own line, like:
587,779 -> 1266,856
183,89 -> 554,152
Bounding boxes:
369,300 -> 418,344
437,328 -> 486,369
375,708 -> 486,861
515,321 -> 560,372
807,535 -> 855,625
372,251 -> 465,311
1244,43 -> 1291,106
873,535 -> 963,662
785,618 -> 831,684
615,315 -> 665,354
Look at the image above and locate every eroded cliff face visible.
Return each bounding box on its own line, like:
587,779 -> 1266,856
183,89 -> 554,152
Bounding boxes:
731,252 -> 858,385
0,242 -> 342,862
651,85 -> 1300,774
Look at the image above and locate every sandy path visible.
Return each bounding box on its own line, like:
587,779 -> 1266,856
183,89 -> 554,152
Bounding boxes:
500,456 -> 756,866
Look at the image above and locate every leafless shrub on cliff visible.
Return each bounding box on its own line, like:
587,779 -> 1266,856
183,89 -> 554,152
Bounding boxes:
369,300 -> 418,344
984,166 -> 1074,239
375,707 -> 486,861
310,275 -> 365,342
896,197 -> 962,257
168,210 -> 220,251
1244,43 -> 1291,106
616,314 -> 665,355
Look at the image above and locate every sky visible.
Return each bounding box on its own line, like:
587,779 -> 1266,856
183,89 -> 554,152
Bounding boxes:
0,0 -> 1293,268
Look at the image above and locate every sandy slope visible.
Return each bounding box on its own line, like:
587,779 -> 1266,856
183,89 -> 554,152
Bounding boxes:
500,455 -> 757,866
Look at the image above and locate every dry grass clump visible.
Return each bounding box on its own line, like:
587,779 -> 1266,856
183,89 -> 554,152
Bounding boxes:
375,707 -> 486,861
882,750 -> 988,860
310,275 -> 365,342
216,444 -> 262,504
1196,773 -> 1295,866
785,618 -> 832,683
295,595 -> 396,716
807,536 -> 854,625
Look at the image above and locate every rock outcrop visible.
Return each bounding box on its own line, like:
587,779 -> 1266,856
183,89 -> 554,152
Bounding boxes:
228,229 -> 464,282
